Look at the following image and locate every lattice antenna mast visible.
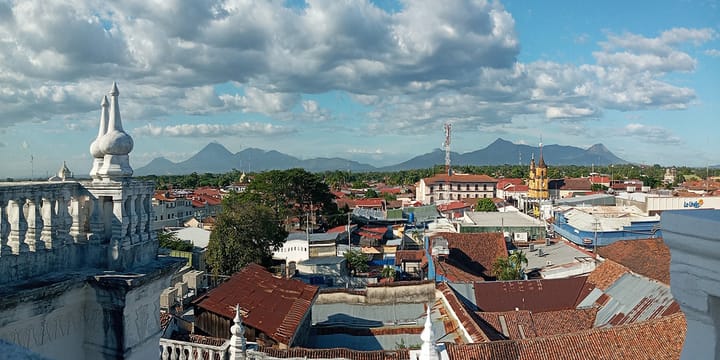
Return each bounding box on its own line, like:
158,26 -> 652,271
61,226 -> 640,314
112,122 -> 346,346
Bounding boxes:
444,123 -> 452,176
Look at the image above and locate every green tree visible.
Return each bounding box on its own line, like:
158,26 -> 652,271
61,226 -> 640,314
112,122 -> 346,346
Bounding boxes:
344,249 -> 369,276
492,250 -> 528,280
475,198 -> 498,212
206,198 -> 288,275
240,168 -> 338,220
365,188 -> 379,198
381,266 -> 396,280
158,231 -> 193,251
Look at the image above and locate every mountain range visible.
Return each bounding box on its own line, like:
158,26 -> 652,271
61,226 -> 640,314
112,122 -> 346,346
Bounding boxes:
134,138 -> 629,176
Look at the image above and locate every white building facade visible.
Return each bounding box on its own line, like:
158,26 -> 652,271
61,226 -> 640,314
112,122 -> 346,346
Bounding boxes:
416,174 -> 497,204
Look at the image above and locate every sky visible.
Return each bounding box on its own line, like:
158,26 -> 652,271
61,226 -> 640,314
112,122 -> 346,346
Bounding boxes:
0,0 -> 718,179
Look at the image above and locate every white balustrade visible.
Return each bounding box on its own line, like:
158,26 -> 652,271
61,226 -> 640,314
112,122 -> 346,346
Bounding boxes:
0,180 -> 158,284
159,338 -> 230,360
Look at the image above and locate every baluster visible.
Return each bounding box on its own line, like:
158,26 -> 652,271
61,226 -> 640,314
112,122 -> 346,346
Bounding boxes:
57,193 -> 72,245
7,198 -> 28,254
161,344 -> 170,360
129,194 -> 139,244
26,196 -> 43,251
171,344 -> 179,360
68,196 -> 85,243
0,200 -> 11,256
41,196 -> 59,249
88,196 -> 104,244
179,345 -> 188,360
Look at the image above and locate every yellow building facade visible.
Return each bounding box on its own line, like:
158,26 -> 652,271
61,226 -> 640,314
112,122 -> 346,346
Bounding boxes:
528,149 -> 549,199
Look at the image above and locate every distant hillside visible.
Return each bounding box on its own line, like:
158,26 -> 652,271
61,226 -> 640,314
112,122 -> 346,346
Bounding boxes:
134,138 -> 629,175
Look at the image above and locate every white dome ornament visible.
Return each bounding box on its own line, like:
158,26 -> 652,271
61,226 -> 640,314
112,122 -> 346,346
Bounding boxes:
89,96 -> 109,180
97,82 -> 134,181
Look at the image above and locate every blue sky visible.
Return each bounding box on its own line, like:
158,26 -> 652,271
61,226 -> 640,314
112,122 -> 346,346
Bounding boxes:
0,0 -> 718,178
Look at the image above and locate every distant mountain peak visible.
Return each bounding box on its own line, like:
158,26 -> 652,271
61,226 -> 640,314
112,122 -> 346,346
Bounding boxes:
587,143 -> 610,153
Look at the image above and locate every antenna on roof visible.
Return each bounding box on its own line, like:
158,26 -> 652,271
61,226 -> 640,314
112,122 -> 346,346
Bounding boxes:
444,123 -> 452,176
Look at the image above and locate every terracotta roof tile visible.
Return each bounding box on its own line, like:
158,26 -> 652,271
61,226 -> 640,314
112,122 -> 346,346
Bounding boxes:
431,232 -> 507,281
597,238 -> 671,284
395,250 -> 425,265
472,277 -> 594,312
192,264 -> 318,345
587,259 -> 629,290
476,308 -> 597,340
259,347 -> 409,360
445,312 -> 685,360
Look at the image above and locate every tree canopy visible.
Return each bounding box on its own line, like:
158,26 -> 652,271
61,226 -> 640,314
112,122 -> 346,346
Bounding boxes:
158,231 -> 193,252
475,198 -> 498,212
239,168 -> 339,223
206,197 -> 288,275
344,249 -> 369,276
492,250 -> 528,280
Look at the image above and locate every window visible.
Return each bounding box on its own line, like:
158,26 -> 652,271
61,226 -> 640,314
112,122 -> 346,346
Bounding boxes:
466,185 -> 470,191
483,194 -> 488,198
475,184 -> 479,191
483,184 -> 487,191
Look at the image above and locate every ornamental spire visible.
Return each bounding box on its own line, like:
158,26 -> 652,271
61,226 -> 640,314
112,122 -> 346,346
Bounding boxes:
419,304 -> 439,360
89,96 -> 109,179
97,82 -> 134,180
229,304 -> 246,360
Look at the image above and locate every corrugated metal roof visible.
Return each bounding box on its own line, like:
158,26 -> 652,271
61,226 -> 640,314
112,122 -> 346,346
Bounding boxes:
464,211 -> 545,228
591,273 -> 677,327
473,277 -> 593,312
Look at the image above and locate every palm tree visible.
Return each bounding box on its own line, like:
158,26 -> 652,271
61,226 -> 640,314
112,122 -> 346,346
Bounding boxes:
509,250 -> 528,279
492,250 -> 528,280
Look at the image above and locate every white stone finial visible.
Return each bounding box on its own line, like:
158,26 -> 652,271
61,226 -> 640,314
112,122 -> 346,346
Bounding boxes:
89,96 -> 109,179
419,304 -> 439,360
230,304 -> 246,360
97,82 -> 134,180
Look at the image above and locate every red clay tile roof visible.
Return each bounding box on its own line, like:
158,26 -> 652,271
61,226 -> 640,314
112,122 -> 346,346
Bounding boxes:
437,201 -> 473,212
259,347 -> 409,360
472,277 -> 594,312
431,232 -> 508,281
193,264 -> 318,345
587,259 -> 629,291
423,174 -> 498,185
354,198 -> 385,208
597,238 -> 671,284
445,312 -> 685,360
549,178 -> 592,191
476,308 -> 598,340
395,250 -> 425,265
497,179 -> 525,188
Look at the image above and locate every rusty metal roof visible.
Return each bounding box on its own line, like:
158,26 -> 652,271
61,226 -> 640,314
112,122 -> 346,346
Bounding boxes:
193,264 -> 318,345
472,277 -> 593,312
581,272 -> 679,327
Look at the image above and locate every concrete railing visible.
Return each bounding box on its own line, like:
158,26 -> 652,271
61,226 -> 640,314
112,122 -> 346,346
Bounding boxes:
0,180 -> 158,284
160,338 -> 230,360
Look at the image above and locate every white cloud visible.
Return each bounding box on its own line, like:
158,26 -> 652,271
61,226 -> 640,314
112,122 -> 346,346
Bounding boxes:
545,105 -> 598,119
623,123 -> 682,144
705,49 -> 720,57
134,122 -> 296,137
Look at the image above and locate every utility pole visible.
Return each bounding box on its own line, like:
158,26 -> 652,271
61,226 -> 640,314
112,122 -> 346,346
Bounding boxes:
593,217 -> 600,257
347,212 -> 351,247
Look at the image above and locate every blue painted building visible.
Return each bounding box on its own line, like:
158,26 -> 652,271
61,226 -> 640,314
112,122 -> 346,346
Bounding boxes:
553,206 -> 661,248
